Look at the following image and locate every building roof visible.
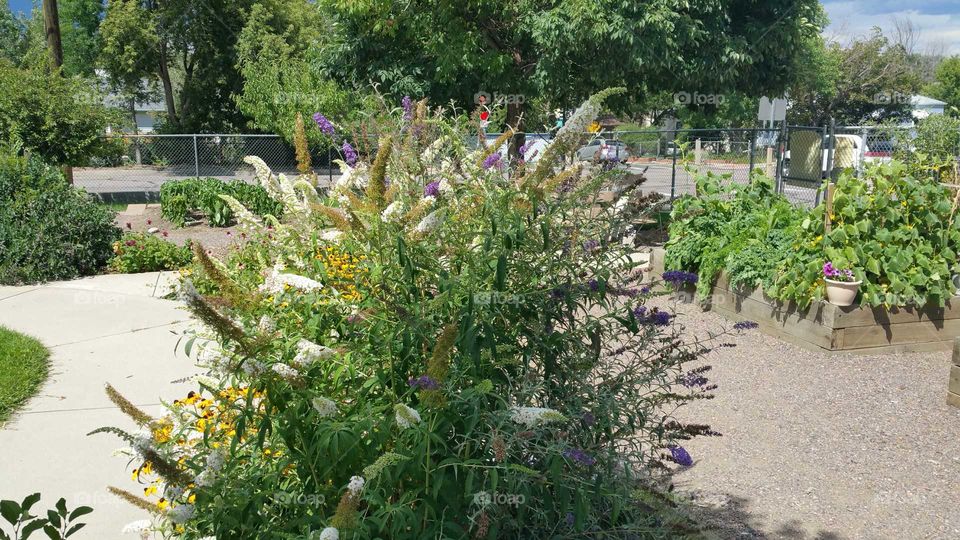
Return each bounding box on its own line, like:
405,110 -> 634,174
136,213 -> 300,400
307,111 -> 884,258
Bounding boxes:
911,95 -> 948,107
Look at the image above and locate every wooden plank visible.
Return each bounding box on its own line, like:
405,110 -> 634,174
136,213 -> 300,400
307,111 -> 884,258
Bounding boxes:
836,340 -> 953,355
710,292 -> 836,350
950,365 -> 960,396
831,297 -> 960,329
954,338 -> 960,367
837,318 -> 960,350
948,392 -> 960,409
711,281 -> 836,329
711,304 -> 835,353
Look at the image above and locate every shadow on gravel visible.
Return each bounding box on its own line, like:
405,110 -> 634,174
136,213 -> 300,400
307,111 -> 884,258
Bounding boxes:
680,492 -> 845,539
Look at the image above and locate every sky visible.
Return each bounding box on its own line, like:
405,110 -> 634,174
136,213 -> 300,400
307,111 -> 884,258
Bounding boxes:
6,1 -> 960,54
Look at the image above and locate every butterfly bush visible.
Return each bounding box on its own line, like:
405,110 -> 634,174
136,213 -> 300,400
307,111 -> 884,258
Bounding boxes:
95,89 -> 734,539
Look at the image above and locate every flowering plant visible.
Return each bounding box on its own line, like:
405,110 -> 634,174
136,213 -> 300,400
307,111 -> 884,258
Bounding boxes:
822,261 -> 857,283
94,89 -> 731,539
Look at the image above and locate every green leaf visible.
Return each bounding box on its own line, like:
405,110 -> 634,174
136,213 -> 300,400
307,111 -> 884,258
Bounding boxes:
0,500 -> 19,525
21,519 -> 46,540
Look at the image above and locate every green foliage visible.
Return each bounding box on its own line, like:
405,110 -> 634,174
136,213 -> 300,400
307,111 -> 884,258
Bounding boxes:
665,170 -> 805,299
108,233 -> 193,274
0,326 -> 49,424
0,155 -> 120,285
321,0 -> 824,121
899,114 -> 960,176
0,61 -> 117,166
789,29 -> 920,125
926,56 -> 960,114
99,91 -> 723,539
771,162 -> 960,308
160,178 -> 283,227
59,0 -> 104,77
0,493 -> 93,540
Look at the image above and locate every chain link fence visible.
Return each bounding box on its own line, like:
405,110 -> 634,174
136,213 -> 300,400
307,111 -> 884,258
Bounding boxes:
76,126 -> 959,206
77,134 -> 336,200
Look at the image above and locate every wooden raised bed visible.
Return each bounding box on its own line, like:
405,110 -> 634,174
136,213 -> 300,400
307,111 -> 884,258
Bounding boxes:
650,247 -> 960,354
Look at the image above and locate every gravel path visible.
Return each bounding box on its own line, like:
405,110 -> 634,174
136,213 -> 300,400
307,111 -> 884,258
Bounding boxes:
659,299 -> 960,540
115,206 -> 241,260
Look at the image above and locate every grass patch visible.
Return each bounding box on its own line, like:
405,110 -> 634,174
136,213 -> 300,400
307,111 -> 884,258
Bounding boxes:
0,326 -> 50,423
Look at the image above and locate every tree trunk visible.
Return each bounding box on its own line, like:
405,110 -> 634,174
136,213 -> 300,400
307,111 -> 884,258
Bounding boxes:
158,41 -> 179,126
506,101 -> 525,159
42,0 -> 64,70
43,0 -> 73,183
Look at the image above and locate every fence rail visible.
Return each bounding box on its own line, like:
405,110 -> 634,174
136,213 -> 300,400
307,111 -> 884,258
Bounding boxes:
78,126 -> 960,206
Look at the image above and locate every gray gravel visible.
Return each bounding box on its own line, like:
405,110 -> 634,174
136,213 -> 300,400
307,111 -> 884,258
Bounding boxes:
657,298 -> 960,540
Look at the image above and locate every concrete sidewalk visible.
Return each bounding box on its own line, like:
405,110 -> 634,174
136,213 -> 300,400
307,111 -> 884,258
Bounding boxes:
0,272 -> 195,539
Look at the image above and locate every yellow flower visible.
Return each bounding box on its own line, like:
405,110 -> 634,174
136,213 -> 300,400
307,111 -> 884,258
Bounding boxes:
157,498 -> 169,510
144,485 -> 158,497
187,493 -> 196,504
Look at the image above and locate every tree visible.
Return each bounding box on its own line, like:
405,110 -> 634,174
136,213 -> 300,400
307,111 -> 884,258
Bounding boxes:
59,0 -> 104,77
99,0 -> 258,132
319,0 -> 825,151
235,2 -> 360,144
788,29 -> 921,125
0,59 -> 117,166
0,4 -> 27,65
926,56 -> 960,115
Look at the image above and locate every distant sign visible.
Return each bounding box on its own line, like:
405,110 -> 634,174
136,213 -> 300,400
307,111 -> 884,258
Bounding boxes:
758,97 -> 787,123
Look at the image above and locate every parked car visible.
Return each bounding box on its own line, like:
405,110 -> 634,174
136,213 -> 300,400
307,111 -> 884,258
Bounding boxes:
576,140 -> 631,163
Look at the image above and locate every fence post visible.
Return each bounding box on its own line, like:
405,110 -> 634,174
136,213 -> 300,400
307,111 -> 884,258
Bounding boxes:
748,131 -> 756,176
776,122 -> 787,193
859,126 -> 868,177
328,147 -> 333,185
765,147 -> 775,179
670,130 -> 678,202
192,134 -> 200,178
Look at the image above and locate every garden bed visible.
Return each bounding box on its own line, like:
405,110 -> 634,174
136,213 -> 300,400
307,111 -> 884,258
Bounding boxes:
652,247 -> 960,354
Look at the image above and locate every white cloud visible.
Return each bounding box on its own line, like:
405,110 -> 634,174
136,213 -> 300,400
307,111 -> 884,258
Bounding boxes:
823,1 -> 960,54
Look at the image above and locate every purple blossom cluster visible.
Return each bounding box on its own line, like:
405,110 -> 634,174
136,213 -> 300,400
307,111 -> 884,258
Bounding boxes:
402,95 -> 413,122
633,305 -> 671,326
668,445 -> 694,467
662,270 -> 699,287
733,320 -> 759,331
482,153 -> 503,170
563,447 -> 596,467
408,375 -> 440,391
312,113 -> 335,137
823,262 -> 855,282
342,141 -> 357,166
424,181 -> 441,198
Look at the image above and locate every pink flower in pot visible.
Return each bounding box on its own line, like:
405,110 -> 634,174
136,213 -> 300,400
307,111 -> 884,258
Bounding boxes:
823,261 -> 862,307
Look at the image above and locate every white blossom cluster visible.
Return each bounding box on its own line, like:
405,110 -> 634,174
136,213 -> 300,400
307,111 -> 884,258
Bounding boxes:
320,229 -> 344,242
318,527 -> 339,540
166,503 -> 195,524
347,475 -> 365,496
414,209 -> 443,234
293,339 -> 336,368
394,403 -> 422,429
259,267 -> 324,294
121,519 -> 152,534
381,201 -> 404,222
311,397 -> 338,418
271,363 -> 300,381
509,406 -> 567,428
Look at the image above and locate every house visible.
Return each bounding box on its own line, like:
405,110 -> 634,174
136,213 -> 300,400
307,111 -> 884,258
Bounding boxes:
103,93 -> 167,134
911,95 -> 947,121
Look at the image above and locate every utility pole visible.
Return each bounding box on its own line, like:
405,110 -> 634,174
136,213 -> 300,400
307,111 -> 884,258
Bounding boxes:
42,0 -> 73,184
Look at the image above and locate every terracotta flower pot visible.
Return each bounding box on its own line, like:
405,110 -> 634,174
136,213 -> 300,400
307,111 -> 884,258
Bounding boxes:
824,279 -> 862,307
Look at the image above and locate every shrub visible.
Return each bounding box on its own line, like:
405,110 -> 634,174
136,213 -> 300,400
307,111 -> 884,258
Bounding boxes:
0,493 -> 93,540
770,162 -> 960,308
665,169 -> 805,299
0,155 -> 120,285
160,177 -> 283,227
95,91 -> 735,539
109,233 -> 193,274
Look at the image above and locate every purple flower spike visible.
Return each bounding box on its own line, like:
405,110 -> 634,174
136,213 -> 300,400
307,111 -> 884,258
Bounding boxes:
563,447 -> 596,467
482,153 -> 503,170
424,181 -> 440,198
312,113 -> 335,137
669,445 -> 693,467
733,320 -> 759,331
408,375 -> 440,390
342,140 -> 357,166
402,95 -> 413,121
662,270 -> 699,286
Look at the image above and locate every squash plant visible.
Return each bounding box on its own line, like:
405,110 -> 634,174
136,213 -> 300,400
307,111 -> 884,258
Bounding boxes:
770,161 -> 960,308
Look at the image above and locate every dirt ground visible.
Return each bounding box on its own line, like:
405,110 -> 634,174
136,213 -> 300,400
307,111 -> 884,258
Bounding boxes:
654,297 -> 960,539
114,204 -> 242,260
